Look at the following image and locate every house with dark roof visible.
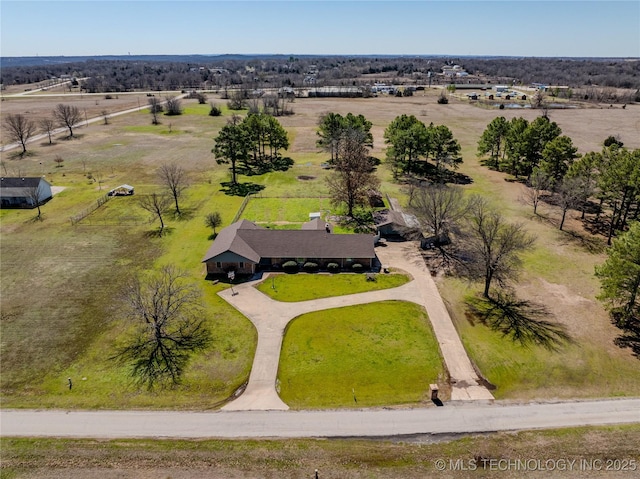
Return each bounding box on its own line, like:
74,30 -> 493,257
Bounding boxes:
0,177 -> 52,208
202,219 -> 376,275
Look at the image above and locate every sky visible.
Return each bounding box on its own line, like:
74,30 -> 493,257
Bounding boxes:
1,1 -> 638,58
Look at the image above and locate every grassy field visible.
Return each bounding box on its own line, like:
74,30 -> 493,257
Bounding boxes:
1,90 -> 640,410
278,301 -> 446,408
241,196 -> 333,223
2,425 -> 639,478
255,273 -> 410,302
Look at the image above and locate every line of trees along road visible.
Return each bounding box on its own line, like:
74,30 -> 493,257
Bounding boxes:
3,103 -> 83,154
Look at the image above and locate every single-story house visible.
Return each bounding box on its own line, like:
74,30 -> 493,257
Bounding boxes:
202,219 -> 376,275
0,177 -> 52,208
373,209 -> 421,239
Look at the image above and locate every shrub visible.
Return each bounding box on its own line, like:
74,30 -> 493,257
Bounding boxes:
327,263 -> 340,273
209,103 -> 222,116
604,135 -> 624,148
283,261 -> 298,274
351,263 -> 363,273
303,262 -> 319,273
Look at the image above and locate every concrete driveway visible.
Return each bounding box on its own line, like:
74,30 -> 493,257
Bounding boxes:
218,241 -> 493,411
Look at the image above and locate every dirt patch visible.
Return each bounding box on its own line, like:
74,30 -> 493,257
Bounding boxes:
297,175 -> 316,181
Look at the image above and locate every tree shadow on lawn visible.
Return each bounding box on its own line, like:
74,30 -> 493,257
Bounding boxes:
220,181 -> 265,197
143,226 -> 175,238
407,162 -> 474,185
239,157 -> 295,176
173,208 -> 196,221
465,290 -> 572,352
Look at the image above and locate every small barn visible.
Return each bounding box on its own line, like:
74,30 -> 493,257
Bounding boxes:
373,209 -> 421,239
108,184 -> 134,196
0,177 -> 52,208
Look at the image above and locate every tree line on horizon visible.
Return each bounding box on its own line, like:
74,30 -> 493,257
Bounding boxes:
2,56 -> 638,96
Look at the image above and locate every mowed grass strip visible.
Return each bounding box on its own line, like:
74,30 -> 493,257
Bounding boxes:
256,273 -> 410,302
278,301 -> 444,408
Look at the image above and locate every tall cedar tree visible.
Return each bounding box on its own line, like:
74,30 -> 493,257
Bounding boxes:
212,116 -> 249,185
596,221 -> 640,330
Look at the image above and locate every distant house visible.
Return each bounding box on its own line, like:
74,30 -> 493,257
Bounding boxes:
373,209 -> 421,239
0,177 -> 52,208
202,219 -> 376,275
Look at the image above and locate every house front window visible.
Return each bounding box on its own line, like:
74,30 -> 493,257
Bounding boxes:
216,262 -> 222,268
239,261 -> 245,268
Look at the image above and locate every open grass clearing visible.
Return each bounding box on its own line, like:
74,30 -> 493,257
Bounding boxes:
439,278 -> 640,400
2,425 -> 639,479
278,301 -> 446,408
241,196 -> 333,223
256,272 -> 410,302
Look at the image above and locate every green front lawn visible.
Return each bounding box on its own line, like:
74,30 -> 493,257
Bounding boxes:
278,301 -> 445,408
256,272 -> 410,302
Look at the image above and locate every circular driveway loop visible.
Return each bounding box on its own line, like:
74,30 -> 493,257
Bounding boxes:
218,241 -> 493,411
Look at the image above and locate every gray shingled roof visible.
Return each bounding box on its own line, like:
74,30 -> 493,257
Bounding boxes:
301,217 -> 331,231
0,177 -> 49,198
202,220 -> 262,263
202,220 -> 375,263
0,177 -> 43,188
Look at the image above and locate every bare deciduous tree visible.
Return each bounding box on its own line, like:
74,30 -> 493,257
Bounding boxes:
164,96 -> 182,116
158,163 -> 188,215
463,197 -> 536,298
25,182 -> 45,219
556,177 -> 583,231
148,97 -> 162,125
139,193 -> 172,235
113,265 -> 211,388
3,113 -> 36,154
39,117 -> 56,144
326,128 -> 380,217
522,168 -> 551,215
407,183 -> 469,242
53,103 -> 82,137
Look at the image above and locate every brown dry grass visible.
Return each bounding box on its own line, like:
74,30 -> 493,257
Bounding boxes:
2,425 -> 639,479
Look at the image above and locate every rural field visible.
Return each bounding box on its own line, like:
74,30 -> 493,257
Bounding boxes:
1,87 -> 640,414
2,425 -> 639,478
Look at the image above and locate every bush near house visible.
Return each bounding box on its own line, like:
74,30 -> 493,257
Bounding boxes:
283,261 -> 299,274
303,262 -> 319,273
327,262 -> 340,273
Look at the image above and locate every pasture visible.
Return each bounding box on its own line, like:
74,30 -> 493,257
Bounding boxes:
1,88 -> 640,408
